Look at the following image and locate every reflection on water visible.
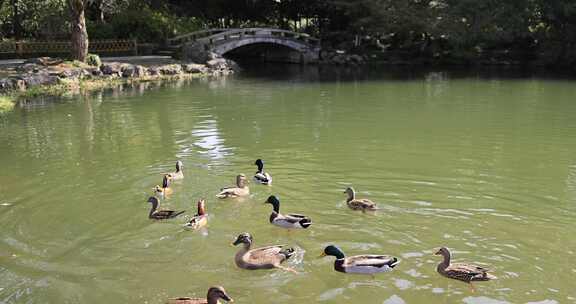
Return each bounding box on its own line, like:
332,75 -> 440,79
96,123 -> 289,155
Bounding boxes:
1,67 -> 576,304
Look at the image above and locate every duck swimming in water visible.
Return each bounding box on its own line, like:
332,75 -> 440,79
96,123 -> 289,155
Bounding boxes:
264,195 -> 311,229
167,286 -> 233,304
146,196 -> 185,220
154,175 -> 173,198
184,199 -> 208,230
343,187 -> 378,211
435,247 -> 496,292
216,174 -> 249,198
321,245 -> 400,275
166,160 -> 184,180
253,159 -> 272,185
232,232 -> 297,273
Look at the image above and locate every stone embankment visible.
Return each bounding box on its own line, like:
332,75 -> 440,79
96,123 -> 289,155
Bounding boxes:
0,57 -> 238,94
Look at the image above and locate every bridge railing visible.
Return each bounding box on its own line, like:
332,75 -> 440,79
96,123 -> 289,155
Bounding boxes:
168,29 -> 233,46
171,28 -> 320,49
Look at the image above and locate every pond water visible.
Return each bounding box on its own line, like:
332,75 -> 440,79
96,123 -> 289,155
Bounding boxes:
1,66 -> 576,304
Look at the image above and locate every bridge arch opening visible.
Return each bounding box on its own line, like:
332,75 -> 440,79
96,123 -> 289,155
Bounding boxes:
221,42 -> 306,64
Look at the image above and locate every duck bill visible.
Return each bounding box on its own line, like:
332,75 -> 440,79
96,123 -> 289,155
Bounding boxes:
223,295 -> 233,302
319,252 -> 327,258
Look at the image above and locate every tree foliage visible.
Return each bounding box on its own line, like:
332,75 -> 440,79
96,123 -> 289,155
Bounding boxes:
0,0 -> 575,67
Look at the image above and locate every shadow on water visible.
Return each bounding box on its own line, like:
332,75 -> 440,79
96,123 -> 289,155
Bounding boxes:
234,61 -> 576,83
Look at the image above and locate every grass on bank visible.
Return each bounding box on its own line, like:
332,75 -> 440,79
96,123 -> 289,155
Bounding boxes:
0,95 -> 16,114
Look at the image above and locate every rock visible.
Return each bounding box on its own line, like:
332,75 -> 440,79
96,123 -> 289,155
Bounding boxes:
0,78 -> 26,92
18,63 -> 41,73
206,58 -> 228,69
148,66 -> 161,76
18,73 -> 58,88
182,63 -> 208,74
158,64 -> 182,75
122,65 -> 148,77
24,57 -> 63,66
100,63 -> 123,76
82,67 -> 102,77
58,68 -> 85,80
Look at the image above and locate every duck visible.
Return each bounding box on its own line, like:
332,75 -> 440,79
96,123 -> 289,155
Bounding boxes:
184,199 -> 208,230
167,286 -> 233,304
435,247 -> 496,291
253,159 -> 272,185
321,245 -> 400,274
232,232 -> 297,273
264,195 -> 311,229
154,175 -> 174,198
166,160 -> 184,180
344,187 -> 378,211
147,196 -> 185,220
216,174 -> 249,198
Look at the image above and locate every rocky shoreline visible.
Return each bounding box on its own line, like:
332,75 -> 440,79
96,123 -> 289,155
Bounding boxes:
0,56 -> 238,106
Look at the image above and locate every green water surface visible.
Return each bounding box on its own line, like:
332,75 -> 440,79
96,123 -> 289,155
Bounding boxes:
1,67 -> 575,304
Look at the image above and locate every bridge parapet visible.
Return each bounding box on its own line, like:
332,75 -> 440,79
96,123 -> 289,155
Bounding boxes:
176,28 -> 320,64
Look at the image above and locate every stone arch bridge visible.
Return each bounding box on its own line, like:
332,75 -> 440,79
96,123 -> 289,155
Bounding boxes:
168,28 -> 320,64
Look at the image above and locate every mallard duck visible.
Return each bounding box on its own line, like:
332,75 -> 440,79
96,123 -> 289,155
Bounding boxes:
154,175 -> 174,198
344,187 -> 378,211
184,199 -> 208,230
264,195 -> 311,229
435,247 -> 496,291
167,286 -> 233,304
253,159 -> 272,185
147,196 -> 185,220
216,174 -> 249,198
232,232 -> 296,273
321,245 -> 400,274
166,160 -> 184,180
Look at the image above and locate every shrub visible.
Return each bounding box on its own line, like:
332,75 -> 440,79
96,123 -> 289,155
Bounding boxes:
86,53 -> 102,67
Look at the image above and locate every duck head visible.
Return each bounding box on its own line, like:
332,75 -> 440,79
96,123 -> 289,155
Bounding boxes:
176,160 -> 183,172
236,174 -> 248,188
264,195 -> 280,213
435,247 -> 452,264
207,286 -> 233,302
254,159 -> 264,172
147,196 -> 159,207
343,187 -> 356,199
162,174 -> 172,188
321,245 -> 345,259
197,199 -> 206,216
232,232 -> 253,246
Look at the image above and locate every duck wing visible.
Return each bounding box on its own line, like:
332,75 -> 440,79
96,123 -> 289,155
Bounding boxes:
216,187 -> 240,198
254,172 -> 271,184
246,245 -> 293,264
167,297 -> 205,304
445,263 -> 495,281
152,210 -> 185,219
348,199 -> 378,210
345,255 -> 399,268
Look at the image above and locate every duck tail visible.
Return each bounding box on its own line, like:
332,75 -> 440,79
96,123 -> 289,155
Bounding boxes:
389,257 -> 400,268
299,218 -> 312,228
172,210 -> 186,218
280,247 -> 295,260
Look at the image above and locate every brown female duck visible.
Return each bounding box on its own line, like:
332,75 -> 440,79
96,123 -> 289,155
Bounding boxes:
435,247 -> 496,291
232,232 -> 297,273
167,286 -> 233,304
344,187 -> 378,211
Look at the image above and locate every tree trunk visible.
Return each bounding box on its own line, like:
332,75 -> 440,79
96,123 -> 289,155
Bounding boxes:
68,0 -> 88,62
11,0 -> 22,39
